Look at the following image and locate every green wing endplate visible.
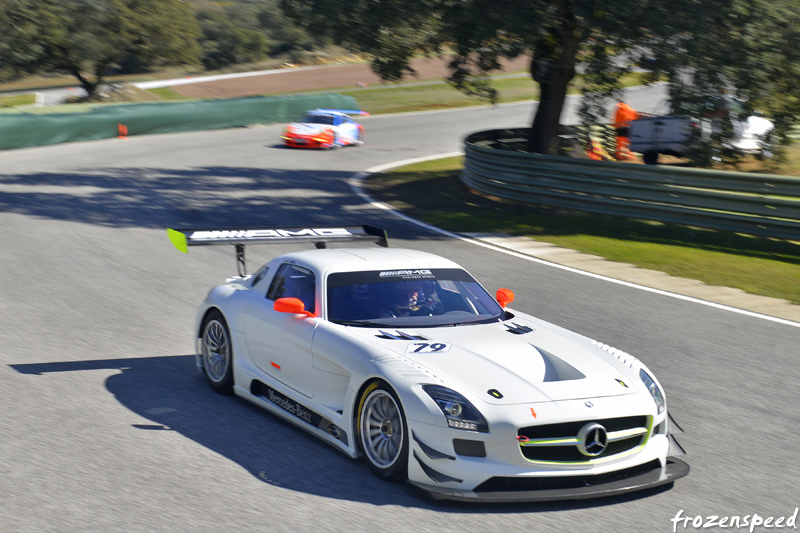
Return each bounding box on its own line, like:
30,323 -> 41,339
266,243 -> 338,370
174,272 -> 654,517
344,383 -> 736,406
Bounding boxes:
167,228 -> 189,253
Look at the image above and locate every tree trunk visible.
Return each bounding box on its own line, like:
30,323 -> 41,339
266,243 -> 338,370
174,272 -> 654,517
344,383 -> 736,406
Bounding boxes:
69,67 -> 99,100
528,1 -> 581,155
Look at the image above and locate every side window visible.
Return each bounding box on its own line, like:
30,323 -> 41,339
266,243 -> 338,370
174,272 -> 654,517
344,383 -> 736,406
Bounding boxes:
333,115 -> 343,126
266,264 -> 316,315
250,266 -> 269,289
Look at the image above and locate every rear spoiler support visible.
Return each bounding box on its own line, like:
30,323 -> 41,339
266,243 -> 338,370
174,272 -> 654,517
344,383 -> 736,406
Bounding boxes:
236,244 -> 246,277
167,225 -> 388,276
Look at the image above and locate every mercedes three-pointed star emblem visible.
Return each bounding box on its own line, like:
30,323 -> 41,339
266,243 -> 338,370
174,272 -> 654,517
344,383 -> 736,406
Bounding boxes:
577,422 -> 608,457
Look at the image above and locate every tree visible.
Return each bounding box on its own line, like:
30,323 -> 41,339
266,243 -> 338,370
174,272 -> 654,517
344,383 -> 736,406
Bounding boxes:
280,0 -> 800,159
0,0 -> 201,99
195,8 -> 270,70
255,1 -> 317,56
635,0 -> 800,165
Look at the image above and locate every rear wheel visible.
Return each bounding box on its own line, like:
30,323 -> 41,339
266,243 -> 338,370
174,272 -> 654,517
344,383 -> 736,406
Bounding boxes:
200,310 -> 234,395
358,382 -> 408,481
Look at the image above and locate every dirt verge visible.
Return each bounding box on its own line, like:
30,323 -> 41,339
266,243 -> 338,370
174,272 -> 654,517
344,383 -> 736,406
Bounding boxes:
173,56 -> 531,99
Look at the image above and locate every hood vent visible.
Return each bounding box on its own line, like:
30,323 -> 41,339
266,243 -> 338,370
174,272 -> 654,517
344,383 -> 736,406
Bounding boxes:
377,330 -> 427,340
505,322 -> 533,335
591,340 -> 640,369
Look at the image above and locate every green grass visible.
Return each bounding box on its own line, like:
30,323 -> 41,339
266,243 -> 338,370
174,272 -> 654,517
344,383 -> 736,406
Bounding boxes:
280,71 -> 655,115
364,156 -> 800,305
335,76 -> 538,114
0,93 -> 36,107
145,86 -> 193,101
0,97 -> 188,115
0,103 -> 96,114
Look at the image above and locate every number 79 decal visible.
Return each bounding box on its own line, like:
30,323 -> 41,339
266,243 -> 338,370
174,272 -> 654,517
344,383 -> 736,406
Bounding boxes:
404,342 -> 453,354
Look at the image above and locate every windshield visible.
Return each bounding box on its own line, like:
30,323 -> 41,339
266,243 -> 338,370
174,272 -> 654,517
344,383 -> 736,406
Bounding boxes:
303,113 -> 335,125
327,268 -> 505,327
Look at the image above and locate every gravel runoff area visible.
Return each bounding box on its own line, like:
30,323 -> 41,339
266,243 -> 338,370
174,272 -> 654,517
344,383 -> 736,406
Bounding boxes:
172,55 -> 532,99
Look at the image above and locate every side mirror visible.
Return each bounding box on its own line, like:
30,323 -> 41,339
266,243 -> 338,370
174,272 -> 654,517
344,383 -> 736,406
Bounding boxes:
496,288 -> 515,308
274,297 -> 315,318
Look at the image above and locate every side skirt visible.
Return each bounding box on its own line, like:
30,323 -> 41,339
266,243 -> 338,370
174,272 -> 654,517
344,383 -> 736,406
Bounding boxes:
234,380 -> 358,459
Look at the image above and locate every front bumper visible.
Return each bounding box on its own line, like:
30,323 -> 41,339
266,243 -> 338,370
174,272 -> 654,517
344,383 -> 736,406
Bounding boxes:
411,456 -> 689,502
282,134 -> 332,149
404,392 -> 688,502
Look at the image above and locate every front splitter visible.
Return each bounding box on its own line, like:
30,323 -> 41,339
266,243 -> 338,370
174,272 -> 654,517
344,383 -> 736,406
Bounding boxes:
410,457 -> 690,503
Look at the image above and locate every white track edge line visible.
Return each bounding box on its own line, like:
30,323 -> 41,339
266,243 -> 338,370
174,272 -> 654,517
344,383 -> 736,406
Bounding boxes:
349,154 -> 800,329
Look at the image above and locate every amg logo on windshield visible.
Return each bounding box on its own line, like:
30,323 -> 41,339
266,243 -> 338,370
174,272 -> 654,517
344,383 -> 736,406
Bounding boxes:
379,269 -> 434,278
189,228 -> 354,241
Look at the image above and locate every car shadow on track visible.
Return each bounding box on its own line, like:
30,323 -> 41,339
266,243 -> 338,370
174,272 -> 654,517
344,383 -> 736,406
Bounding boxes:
10,354 -> 673,512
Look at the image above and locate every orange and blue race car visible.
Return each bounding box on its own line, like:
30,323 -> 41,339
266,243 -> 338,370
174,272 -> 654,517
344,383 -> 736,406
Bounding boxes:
281,109 -> 369,149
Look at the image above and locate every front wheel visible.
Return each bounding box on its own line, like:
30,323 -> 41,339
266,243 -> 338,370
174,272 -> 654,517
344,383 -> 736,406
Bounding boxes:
200,310 -> 234,395
643,151 -> 659,165
358,382 -> 408,481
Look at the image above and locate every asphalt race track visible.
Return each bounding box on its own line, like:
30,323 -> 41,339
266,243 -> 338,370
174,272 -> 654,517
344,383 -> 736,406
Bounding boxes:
1,86 -> 798,532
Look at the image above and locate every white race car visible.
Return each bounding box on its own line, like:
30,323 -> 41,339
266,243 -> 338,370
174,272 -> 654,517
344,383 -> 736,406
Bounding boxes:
281,108 -> 367,149
167,225 -> 688,501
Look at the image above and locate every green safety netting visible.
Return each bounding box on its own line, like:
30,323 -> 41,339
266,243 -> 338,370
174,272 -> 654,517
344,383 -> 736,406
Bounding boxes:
0,93 -> 359,150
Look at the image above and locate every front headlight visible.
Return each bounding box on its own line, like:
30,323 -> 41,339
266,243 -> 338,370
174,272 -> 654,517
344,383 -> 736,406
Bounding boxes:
422,385 -> 489,432
639,369 -> 665,414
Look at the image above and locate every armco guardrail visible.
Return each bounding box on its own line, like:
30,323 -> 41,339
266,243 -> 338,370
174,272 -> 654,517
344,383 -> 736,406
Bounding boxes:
0,93 -> 358,151
462,128 -> 800,240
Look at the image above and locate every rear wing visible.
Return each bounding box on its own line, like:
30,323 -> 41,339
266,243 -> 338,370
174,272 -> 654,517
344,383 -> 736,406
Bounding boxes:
167,225 -> 388,276
315,108 -> 370,116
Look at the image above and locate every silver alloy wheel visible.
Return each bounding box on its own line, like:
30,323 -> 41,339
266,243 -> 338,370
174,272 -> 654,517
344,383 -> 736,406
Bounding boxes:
360,389 -> 404,468
202,319 -> 230,383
